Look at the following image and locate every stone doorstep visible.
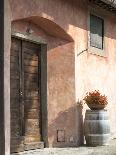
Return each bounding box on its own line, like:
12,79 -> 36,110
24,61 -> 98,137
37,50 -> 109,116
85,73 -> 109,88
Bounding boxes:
11,142 -> 44,155
24,142 -> 44,151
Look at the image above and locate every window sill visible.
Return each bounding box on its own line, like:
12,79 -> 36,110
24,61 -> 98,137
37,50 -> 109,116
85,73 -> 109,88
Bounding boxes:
88,46 -> 107,57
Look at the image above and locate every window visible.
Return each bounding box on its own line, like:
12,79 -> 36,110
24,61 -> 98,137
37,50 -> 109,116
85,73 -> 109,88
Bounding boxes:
90,14 -> 104,50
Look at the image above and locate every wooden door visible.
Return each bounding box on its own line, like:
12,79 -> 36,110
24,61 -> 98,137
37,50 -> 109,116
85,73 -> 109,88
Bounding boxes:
10,38 -> 42,153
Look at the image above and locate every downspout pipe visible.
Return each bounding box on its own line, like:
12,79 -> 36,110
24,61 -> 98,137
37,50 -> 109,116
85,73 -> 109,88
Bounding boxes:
101,0 -> 116,8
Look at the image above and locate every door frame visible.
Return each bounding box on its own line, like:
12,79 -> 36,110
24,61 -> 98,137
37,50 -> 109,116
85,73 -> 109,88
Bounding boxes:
11,32 -> 48,147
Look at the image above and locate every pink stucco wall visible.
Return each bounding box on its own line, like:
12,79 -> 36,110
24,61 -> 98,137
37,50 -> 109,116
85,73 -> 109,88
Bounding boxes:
76,10 -> 116,138
10,0 -> 116,147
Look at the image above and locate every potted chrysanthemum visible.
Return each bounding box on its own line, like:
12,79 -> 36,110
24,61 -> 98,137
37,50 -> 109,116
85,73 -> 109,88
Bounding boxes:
83,90 -> 108,110
83,90 -> 110,146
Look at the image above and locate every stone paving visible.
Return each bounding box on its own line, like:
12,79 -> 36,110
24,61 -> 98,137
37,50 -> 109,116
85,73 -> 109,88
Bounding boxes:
12,139 -> 116,155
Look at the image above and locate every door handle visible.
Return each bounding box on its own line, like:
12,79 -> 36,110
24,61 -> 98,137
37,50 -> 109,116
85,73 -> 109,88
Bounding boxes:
20,91 -> 23,96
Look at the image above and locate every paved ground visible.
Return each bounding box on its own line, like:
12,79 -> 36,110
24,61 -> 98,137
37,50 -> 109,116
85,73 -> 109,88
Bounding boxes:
12,139 -> 116,155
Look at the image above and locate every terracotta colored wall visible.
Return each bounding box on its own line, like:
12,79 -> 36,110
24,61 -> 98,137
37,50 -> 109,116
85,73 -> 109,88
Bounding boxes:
76,14 -> 116,138
10,0 -> 116,147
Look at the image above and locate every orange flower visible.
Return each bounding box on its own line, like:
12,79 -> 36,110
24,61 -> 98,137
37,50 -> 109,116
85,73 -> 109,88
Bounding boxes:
83,90 -> 108,106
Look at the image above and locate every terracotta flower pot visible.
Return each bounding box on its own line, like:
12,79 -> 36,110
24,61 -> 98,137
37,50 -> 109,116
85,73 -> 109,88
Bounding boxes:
87,104 -> 106,110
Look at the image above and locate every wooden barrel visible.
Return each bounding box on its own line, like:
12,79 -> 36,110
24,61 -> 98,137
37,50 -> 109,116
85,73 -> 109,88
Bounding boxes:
84,110 -> 110,146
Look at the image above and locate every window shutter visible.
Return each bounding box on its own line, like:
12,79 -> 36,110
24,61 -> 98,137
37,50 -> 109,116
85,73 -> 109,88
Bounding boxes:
90,14 -> 104,50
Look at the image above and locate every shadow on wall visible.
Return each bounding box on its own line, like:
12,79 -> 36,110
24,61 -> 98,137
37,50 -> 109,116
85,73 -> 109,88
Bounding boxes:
10,0 -> 116,152
48,103 -> 84,147
10,0 -> 116,40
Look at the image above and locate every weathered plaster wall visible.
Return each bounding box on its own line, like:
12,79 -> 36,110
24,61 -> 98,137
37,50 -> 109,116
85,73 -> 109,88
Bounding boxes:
75,8 -> 116,138
10,0 -> 116,148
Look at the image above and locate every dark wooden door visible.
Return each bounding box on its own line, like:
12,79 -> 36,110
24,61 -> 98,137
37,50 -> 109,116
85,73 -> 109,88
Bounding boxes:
10,37 -> 42,153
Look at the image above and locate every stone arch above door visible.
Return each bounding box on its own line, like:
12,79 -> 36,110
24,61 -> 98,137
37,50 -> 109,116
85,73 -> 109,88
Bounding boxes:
12,16 -> 74,42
